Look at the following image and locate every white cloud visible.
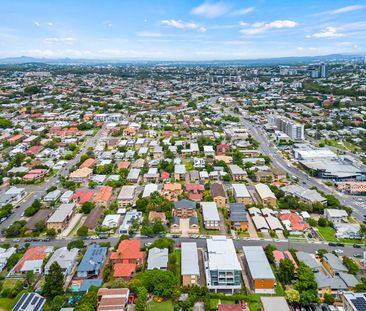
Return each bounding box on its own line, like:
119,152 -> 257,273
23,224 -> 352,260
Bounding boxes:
34,22 -> 40,27
137,32 -> 167,37
297,47 -> 304,51
239,21 -> 248,27
44,37 -> 76,45
191,2 -> 229,18
306,26 -> 344,38
231,7 -> 255,16
47,22 -> 53,27
161,20 -> 206,32
329,5 -> 365,15
240,20 -> 298,35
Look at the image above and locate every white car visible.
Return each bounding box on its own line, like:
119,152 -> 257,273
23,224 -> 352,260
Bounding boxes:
335,249 -> 344,254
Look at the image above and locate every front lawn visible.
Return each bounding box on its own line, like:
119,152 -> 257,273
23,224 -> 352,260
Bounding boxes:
317,226 -> 337,242
147,300 -> 173,311
0,298 -> 15,311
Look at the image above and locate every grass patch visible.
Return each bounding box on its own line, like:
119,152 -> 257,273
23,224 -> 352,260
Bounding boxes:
147,300 -> 173,311
317,226 -> 337,242
222,300 -> 235,304
246,294 -> 261,311
175,250 -> 181,284
0,298 -> 15,311
210,298 -> 219,309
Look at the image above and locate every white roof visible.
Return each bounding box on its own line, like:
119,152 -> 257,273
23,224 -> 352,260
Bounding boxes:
118,185 -> 136,200
252,215 -> 270,230
207,236 -> 241,271
47,203 -> 75,223
255,183 -> 276,200
232,184 -> 251,198
201,202 -> 220,221
181,242 -> 199,276
142,184 -> 160,198
325,208 -> 348,218
175,164 -> 186,174
266,215 -> 284,231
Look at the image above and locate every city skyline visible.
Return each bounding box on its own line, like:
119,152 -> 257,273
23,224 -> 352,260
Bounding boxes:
1,0 -> 366,60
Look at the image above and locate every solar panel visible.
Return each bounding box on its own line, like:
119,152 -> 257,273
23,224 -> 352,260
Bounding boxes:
351,297 -> 366,311
31,295 -> 39,305
34,297 -> 45,311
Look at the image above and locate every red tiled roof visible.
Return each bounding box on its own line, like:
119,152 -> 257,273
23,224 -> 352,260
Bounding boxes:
14,246 -> 50,272
72,191 -> 94,204
110,240 -> 144,261
113,263 -> 136,278
218,305 -> 242,311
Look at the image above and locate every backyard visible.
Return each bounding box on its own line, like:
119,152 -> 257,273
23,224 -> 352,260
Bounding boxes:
147,300 -> 174,311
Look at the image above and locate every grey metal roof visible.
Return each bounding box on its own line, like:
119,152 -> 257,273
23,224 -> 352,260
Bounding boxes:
314,272 -> 347,290
323,253 -> 348,272
230,203 -> 247,222
242,246 -> 275,280
47,203 -> 75,223
296,251 -> 319,270
147,248 -> 168,270
181,242 -> 199,276
174,199 -> 195,209
201,202 -> 220,221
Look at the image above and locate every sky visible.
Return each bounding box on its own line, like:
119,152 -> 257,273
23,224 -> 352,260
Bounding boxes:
0,0 -> 366,60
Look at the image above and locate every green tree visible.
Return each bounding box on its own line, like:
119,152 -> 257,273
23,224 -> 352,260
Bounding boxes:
67,239 -> 84,250
343,256 -> 360,275
43,262 -> 64,298
135,287 -> 148,311
264,244 -> 277,265
77,225 -> 89,237
324,293 -> 335,305
285,288 -> 300,305
140,269 -> 177,298
81,202 -> 95,214
279,258 -> 295,284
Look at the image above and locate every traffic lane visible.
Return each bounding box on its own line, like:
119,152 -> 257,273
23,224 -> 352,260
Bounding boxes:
7,237 -> 364,257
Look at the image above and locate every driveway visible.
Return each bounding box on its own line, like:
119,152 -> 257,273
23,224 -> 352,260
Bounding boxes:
180,218 -> 190,237
247,215 -> 259,239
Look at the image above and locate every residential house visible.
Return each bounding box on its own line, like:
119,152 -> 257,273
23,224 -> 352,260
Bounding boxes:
174,164 -> 186,181
210,183 -> 227,208
242,246 -> 276,294
174,199 -> 196,218
163,183 -> 182,202
254,183 -> 277,207
0,247 -> 16,273
13,293 -> 46,311
186,183 -> 204,201
46,203 -> 75,231
322,253 -> 348,276
231,184 -> 252,205
117,185 -> 136,208
94,186 -> 113,208
260,297 -> 290,311
228,165 -> 247,181
324,209 -> 348,224
44,247 -> 79,277
110,240 -> 144,280
69,167 -> 93,183
279,212 -> 309,233
201,202 -> 220,230
77,244 -> 107,278
181,242 -> 200,287
97,288 -> 129,311
147,248 -> 168,270
13,246 -> 54,274
229,203 -> 248,231
118,210 -> 142,234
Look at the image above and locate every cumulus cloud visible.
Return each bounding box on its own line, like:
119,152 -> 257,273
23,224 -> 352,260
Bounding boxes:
44,37 -> 77,45
306,27 -> 344,38
240,20 -> 298,35
137,32 -> 168,37
231,7 -> 255,16
34,22 -> 40,27
161,20 -> 207,32
191,2 -> 229,18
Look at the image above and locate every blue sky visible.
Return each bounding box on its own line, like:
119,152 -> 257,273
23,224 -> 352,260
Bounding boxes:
0,0 -> 365,60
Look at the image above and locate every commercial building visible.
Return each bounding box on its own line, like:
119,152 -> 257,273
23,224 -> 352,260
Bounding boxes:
205,236 -> 241,293
242,246 -> 276,294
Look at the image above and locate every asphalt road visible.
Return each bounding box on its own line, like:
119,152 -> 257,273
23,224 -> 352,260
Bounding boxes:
5,236 -> 365,257
238,111 -> 366,222
0,127 -> 105,232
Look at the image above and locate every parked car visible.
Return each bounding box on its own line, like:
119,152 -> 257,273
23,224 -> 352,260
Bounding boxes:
353,244 -> 361,248
334,249 -> 344,254
353,254 -> 362,258
328,242 -> 337,246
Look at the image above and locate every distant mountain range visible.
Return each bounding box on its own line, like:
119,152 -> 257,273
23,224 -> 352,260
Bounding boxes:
0,54 -> 364,66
